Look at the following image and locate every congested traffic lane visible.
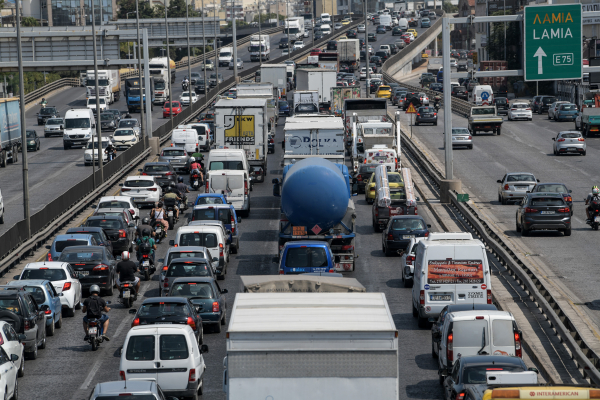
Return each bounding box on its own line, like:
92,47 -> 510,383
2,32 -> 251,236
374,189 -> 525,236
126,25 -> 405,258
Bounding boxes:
0,30 -> 291,235
397,72 -> 600,331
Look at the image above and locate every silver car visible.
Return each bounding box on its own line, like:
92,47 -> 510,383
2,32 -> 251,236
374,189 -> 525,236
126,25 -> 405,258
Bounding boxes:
117,118 -> 141,137
228,58 -> 244,70
89,380 -> 168,400
497,172 -> 539,205
44,117 -> 64,138
547,101 -> 569,120
158,146 -> 190,173
552,130 -> 586,156
448,127 -> 472,149
158,246 -> 217,293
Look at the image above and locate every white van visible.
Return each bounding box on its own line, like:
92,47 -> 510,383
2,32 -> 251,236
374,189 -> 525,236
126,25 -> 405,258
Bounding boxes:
436,310 -> 522,381
320,24 -> 332,35
179,123 -> 212,152
219,47 -> 234,67
207,170 -> 251,217
379,14 -> 392,30
86,97 -> 107,113
412,232 -> 492,328
321,13 -> 331,23
398,18 -> 408,31
472,85 -> 494,106
172,128 -> 198,155
119,325 -> 208,399
171,224 -> 230,275
207,149 -> 249,174
364,145 -> 398,172
63,108 -> 95,149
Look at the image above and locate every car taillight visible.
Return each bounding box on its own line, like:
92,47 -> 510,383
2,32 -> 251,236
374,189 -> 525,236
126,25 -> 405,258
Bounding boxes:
579,137 -> 585,141
219,243 -> 224,258
188,368 -> 196,382
557,138 -> 565,142
514,331 -> 522,357
230,216 -> 235,233
63,282 -> 71,291
565,196 -> 572,202
504,184 -> 509,190
357,174 -> 362,181
417,113 -> 420,116
129,209 -> 135,216
93,264 -> 109,271
24,320 -> 31,330
279,269 -> 284,275
557,207 -> 570,213
163,277 -> 169,287
141,173 -> 148,176
487,289 -> 492,304
131,317 -> 140,327
212,301 -> 220,312
456,392 -> 465,400
406,255 -> 415,264
148,188 -> 157,191
270,137 -> 274,144
186,316 -> 196,330
165,172 -> 174,176
447,332 -> 453,362
525,207 -> 538,213
244,180 -> 248,195
434,113 -> 437,116
341,245 -> 354,251
419,290 -> 425,305
387,232 -> 394,240
121,188 -> 131,192
205,180 -> 209,192
526,108 -> 531,110
47,253 -> 52,261
119,229 -> 127,238
120,371 -> 126,380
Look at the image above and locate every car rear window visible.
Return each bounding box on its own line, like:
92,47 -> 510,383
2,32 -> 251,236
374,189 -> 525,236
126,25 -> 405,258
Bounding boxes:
98,201 -> 130,209
462,365 -> 523,384
512,104 -> 528,109
166,251 -> 205,265
391,218 -> 425,231
179,232 -> 218,248
21,268 -> 67,281
453,320 -> 488,347
195,196 -> 224,205
560,132 -> 581,138
530,197 -> 565,206
85,219 -> 123,229
507,174 -> 535,182
138,302 -> 189,317
285,247 -> 328,268
163,149 -> 186,156
170,282 -> 214,298
492,319 -> 515,346
144,165 -> 170,172
59,250 -> 103,262
126,335 -> 156,361
0,299 -> 21,315
125,179 -> 154,188
54,239 -> 89,252
542,97 -> 556,104
560,104 -> 576,110
167,262 -> 211,277
534,184 -> 567,193
160,334 -> 189,360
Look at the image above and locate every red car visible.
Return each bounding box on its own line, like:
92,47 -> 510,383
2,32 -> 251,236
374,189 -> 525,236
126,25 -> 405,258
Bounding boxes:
310,48 -> 322,56
163,101 -> 182,118
400,35 -> 411,44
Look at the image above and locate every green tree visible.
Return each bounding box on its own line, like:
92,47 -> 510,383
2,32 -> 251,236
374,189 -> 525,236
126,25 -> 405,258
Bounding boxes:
442,1 -> 458,13
117,0 -> 156,19
166,0 -> 198,18
486,10 -> 520,70
21,17 -> 40,27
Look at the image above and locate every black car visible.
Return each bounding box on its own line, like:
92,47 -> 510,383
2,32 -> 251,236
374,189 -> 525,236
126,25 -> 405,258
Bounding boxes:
493,97 -> 509,115
532,95 -> 556,114
267,133 -> 275,154
37,106 -> 60,125
104,109 -> 121,121
327,40 -> 337,50
66,226 -> 114,254
368,33 -> 377,42
392,89 -> 407,105
375,50 -> 389,61
353,164 -> 378,193
130,297 -> 204,344
382,216 -> 430,255
58,246 -> 117,294
339,63 -> 350,73
531,182 -> 573,214
392,26 -> 403,35
314,31 -> 324,40
443,356 -> 530,400
279,37 -> 289,48
369,79 -> 383,93
516,193 -> 572,236
139,162 -> 178,188
0,286 -> 46,359
360,50 -> 368,61
347,29 -> 357,38
430,83 -> 443,92
389,43 -> 399,54
415,106 -> 437,126
402,92 -> 421,110
100,112 -> 118,131
370,56 -> 383,67
451,85 -> 469,100
359,38 -> 365,48
195,79 -> 207,94
26,129 -> 40,152
167,277 -> 228,333
83,215 -> 136,255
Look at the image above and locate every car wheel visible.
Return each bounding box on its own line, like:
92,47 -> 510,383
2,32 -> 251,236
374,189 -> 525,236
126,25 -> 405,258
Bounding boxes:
412,302 -> 418,318
26,343 -> 37,360
564,228 -> 572,236
39,331 -> 46,349
516,219 -> 521,232
548,114 -> 551,120
522,224 -> 529,236
65,307 -> 75,318
582,151 -> 587,156
104,276 -> 114,296
221,311 -> 227,326
46,318 -> 55,336
432,340 -> 438,359
501,197 -> 507,205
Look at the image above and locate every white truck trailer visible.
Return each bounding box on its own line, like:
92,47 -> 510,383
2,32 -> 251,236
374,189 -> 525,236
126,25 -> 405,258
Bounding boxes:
86,70 -> 121,105
236,82 -> 279,132
284,115 -> 345,157
293,90 -> 319,114
249,35 -> 271,62
296,68 -> 337,111
214,98 -> 268,182
337,39 -> 361,72
223,292 -> 399,400
148,57 -> 176,83
260,64 -> 289,97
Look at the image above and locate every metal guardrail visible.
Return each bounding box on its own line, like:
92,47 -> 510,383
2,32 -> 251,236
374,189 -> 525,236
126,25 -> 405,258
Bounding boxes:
23,77 -> 81,104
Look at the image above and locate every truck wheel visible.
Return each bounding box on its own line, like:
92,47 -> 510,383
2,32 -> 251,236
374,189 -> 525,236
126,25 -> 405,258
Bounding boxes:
585,126 -> 590,138
496,127 -> 501,135
11,146 -> 17,163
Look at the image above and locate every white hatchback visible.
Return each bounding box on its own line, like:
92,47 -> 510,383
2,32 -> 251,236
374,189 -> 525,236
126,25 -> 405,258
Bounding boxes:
359,67 -> 374,80
84,137 -> 112,166
0,336 -> 18,400
293,41 -> 304,50
94,196 -> 140,221
179,92 -> 198,106
17,262 -> 82,317
111,128 -> 138,149
120,176 -> 162,208
0,321 -> 25,378
508,102 -> 533,121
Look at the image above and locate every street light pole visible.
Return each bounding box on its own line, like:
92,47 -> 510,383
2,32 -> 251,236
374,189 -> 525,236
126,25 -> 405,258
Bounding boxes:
91,0 -> 103,185
126,11 -> 136,67
15,0 -> 30,238
364,0 -> 369,98
232,0 -> 238,81
214,0 -> 219,90
202,0 -> 207,99
135,0 -> 146,148
186,0 -> 193,103
286,0 -> 290,59
165,5 -> 173,129
258,0 -> 262,66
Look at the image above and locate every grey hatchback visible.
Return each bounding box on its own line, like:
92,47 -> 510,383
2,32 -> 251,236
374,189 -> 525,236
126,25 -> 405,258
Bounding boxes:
158,146 -> 191,174
162,257 -> 214,296
516,193 -> 571,236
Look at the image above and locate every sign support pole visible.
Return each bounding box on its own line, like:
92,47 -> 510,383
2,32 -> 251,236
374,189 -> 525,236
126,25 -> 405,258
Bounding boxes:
442,17 -> 453,180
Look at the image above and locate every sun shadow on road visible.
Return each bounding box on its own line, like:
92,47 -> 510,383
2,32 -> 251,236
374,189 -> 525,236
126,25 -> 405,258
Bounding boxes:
404,379 -> 443,399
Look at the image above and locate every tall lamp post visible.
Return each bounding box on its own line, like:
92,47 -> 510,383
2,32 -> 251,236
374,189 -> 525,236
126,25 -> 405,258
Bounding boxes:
126,11 -> 136,66
214,0 -> 219,90
135,0 -> 146,148
91,0 -> 103,185
202,0 -> 207,99
232,0 -> 238,81
186,0 -> 193,111
165,5 -> 173,129
363,0 -> 369,98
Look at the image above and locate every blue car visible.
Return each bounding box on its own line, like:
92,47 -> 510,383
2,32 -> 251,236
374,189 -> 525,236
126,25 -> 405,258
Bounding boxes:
278,241 -> 335,275
555,103 -> 578,121
66,226 -> 114,254
7,280 -> 63,336
382,215 -> 430,255
194,193 -> 228,206
278,100 -> 290,116
191,204 -> 241,253
46,233 -> 98,262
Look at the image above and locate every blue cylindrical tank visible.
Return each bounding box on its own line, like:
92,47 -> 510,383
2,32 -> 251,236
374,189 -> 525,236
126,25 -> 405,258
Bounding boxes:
281,158 -> 349,233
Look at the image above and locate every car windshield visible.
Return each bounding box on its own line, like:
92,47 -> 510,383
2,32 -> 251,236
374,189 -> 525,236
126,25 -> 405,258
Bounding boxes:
462,366 -> 524,384
125,179 -> 154,188
21,268 -> 67,281
164,102 -> 180,108
535,184 -> 567,193
47,118 -> 63,125
119,120 -> 138,128
86,141 -> 109,149
170,282 -> 214,299
40,108 -> 56,115
85,219 -> 123,229
560,104 -> 576,110
114,129 -> 134,137
530,197 -> 565,206
155,81 -> 166,90
99,201 -> 130,209
59,250 -> 103,262
65,118 -> 90,129
507,174 -> 535,182
166,251 -> 205,265
167,262 -> 211,277
54,239 -> 89,252
452,128 -> 470,135
560,132 -> 581,138
391,218 -> 425,231
163,149 -> 186,156
101,114 -> 113,121
87,98 -> 106,105
26,131 -> 36,138
285,247 -> 328,268
279,101 -> 289,107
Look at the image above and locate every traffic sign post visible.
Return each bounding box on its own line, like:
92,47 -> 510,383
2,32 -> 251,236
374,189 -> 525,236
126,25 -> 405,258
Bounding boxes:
406,102 -> 417,139
524,4 -> 582,81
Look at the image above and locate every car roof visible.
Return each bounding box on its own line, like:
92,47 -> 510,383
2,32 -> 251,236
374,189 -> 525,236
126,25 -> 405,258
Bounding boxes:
60,245 -> 105,252
528,192 -> 563,198
141,296 -> 189,304
162,146 -> 186,151
54,233 -> 94,241
445,304 -> 497,313
506,172 -> 534,175
165,246 -> 207,254
535,182 -> 567,186
457,355 -> 525,367
390,215 -> 425,221
193,204 -> 231,210
448,310 -> 514,320
87,215 -> 123,221
99,196 -> 132,202
172,276 -> 215,284
284,240 -> 330,248
67,227 -> 104,233
24,262 -> 68,269
125,175 -> 155,181
95,380 -> 156,395
145,162 -> 171,166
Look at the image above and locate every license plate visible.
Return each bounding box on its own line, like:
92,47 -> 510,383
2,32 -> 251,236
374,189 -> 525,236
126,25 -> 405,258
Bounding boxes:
403,235 -> 415,239
156,228 -> 162,233
468,292 -> 483,299
567,147 -> 576,151
77,271 -> 89,277
430,295 -> 451,301
142,261 -> 149,266
541,211 -> 555,214
88,327 -> 97,334
194,180 -> 198,185
168,211 -> 173,217
134,198 -> 145,202
123,291 -> 130,299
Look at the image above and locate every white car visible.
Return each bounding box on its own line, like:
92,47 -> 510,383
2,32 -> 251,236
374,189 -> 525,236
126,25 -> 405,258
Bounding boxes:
0,321 -> 24,378
0,188 -> 4,224
282,48 -> 289,56
334,23 -> 343,30
407,32 -> 415,42
293,41 -> 304,50
83,137 -> 112,166
303,30 -> 310,38
359,67 -> 374,80
357,24 -> 366,33
120,175 -> 162,208
392,17 -> 398,25
508,102 -> 533,121
111,128 -> 138,149
86,97 -> 107,113
179,92 -> 198,106
418,92 -> 429,105
400,237 -> 425,287
0,333 -> 18,400
94,196 -> 140,221
17,262 -> 82,318
450,58 -> 458,67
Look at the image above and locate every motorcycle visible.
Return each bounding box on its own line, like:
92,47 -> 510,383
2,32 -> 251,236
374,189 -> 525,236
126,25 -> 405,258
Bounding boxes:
105,149 -> 116,162
153,221 -> 165,244
164,200 -> 178,230
586,200 -> 600,230
138,244 -> 155,281
182,81 -> 189,91
86,303 -> 109,351
120,281 -> 137,308
191,171 -> 202,190
434,102 -> 440,112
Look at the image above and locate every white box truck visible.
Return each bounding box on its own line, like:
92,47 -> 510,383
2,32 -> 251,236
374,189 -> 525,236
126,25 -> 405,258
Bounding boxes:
219,47 -> 234,67
236,82 -> 279,132
284,115 -> 345,156
260,64 -> 289,97
148,57 -> 176,83
223,292 -> 399,400
249,35 -> 271,62
337,39 -> 361,72
285,16 -> 305,40
293,90 -> 319,114
296,68 -> 337,111
214,98 -> 268,182
86,70 -> 121,105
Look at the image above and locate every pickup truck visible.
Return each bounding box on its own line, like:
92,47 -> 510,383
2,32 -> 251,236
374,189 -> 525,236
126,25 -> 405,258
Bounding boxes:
468,106 -> 504,135
578,108 -> 600,137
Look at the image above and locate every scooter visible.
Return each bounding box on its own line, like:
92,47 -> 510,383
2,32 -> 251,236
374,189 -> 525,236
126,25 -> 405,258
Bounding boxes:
164,200 -> 178,230
182,81 -> 189,91
191,172 -> 202,190
120,281 -> 137,308
153,221 -> 165,244
138,245 -> 155,281
586,200 -> 600,230
86,303 -> 110,351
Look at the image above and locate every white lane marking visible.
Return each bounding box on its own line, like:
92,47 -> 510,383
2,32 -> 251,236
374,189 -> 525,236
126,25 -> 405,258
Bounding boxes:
79,359 -> 102,389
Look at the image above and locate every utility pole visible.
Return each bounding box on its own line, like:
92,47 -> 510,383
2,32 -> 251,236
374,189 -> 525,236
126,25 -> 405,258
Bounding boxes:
214,0 -> 219,90
202,0 -> 207,99
91,0 -> 103,184
442,17 -> 453,179
15,0 -> 30,238
186,0 -> 193,104
286,0 -> 290,59
364,0 -> 369,98
165,5 -> 173,129
135,0 -> 146,148
258,0 -> 262,66
232,0 -> 238,81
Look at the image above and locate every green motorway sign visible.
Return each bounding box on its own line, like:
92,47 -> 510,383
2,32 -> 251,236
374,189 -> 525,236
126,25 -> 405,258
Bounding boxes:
524,4 -> 582,81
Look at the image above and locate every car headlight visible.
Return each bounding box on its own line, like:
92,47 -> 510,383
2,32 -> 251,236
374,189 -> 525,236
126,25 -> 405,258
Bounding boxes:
63,133 -> 68,138
28,140 -> 35,144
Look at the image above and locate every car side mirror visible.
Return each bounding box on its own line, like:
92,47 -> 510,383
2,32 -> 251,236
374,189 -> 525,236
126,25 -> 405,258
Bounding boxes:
13,275 -> 19,280
10,354 -> 18,362
237,216 -> 241,223
569,189 -> 572,193
537,179 -> 540,182
138,169 -> 143,172
169,240 -> 174,246
17,334 -> 26,342
128,222 -> 136,228
496,180 -> 502,183
212,257 -> 218,262
528,367 -> 539,374
40,305 -> 50,311
552,138 -> 555,141
128,309 -> 137,314
200,344 -> 209,353
45,245 -> 51,249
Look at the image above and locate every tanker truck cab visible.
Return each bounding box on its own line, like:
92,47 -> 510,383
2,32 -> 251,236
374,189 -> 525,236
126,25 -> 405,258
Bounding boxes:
278,241 -> 335,274
365,145 -> 398,172
207,170 -> 251,218
412,232 -> 492,328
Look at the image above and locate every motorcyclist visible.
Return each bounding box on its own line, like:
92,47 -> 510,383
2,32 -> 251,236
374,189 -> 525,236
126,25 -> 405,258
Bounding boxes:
151,201 -> 169,231
82,284 -> 110,341
189,157 -> 204,185
176,177 -> 190,203
585,186 -> 600,221
191,147 -> 203,163
162,185 -> 182,221
136,217 -> 155,239
182,77 -> 189,90
104,142 -> 116,161
135,228 -> 157,264
40,98 -> 47,107
433,95 -> 441,110
116,251 -> 140,299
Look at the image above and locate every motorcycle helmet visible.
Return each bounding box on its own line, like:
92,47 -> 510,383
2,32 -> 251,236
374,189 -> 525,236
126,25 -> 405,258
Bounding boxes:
594,186 -> 599,196
169,183 -> 176,192
142,217 -> 150,225
122,251 -> 130,261
189,157 -> 195,163
178,176 -> 184,183
142,228 -> 151,237
89,284 -> 101,294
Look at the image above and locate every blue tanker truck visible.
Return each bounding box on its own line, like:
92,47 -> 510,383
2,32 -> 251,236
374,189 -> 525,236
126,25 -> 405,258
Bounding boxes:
272,157 -> 358,272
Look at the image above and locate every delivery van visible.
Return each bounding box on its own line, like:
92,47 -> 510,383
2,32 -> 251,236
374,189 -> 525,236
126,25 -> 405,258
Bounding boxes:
412,232 -> 492,328
179,123 -> 212,152
171,128 -> 198,154
398,18 -> 408,31
364,145 -> 398,172
207,170 -> 251,217
472,85 -> 494,106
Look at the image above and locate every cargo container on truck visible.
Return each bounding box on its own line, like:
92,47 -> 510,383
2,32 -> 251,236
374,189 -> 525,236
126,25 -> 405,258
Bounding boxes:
214,98 -> 268,183
240,275 -> 366,293
260,64 -> 289,97
296,68 -> 337,111
479,60 -> 508,97
249,35 -> 271,62
284,115 -> 345,157
330,86 -> 362,117
285,16 -> 305,40
337,39 -> 360,72
124,77 -> 154,113
427,57 -> 443,73
0,99 -> 22,168
86,70 -> 121,105
153,78 -> 169,105
293,90 -> 319,114
148,57 -> 176,84
343,97 -> 389,135
317,52 -> 339,72
223,292 -> 399,399
236,82 -> 279,132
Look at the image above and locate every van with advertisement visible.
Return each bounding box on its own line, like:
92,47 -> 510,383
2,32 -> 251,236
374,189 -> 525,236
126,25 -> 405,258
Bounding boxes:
364,144 -> 398,172
472,85 -> 494,106
412,232 -> 492,328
